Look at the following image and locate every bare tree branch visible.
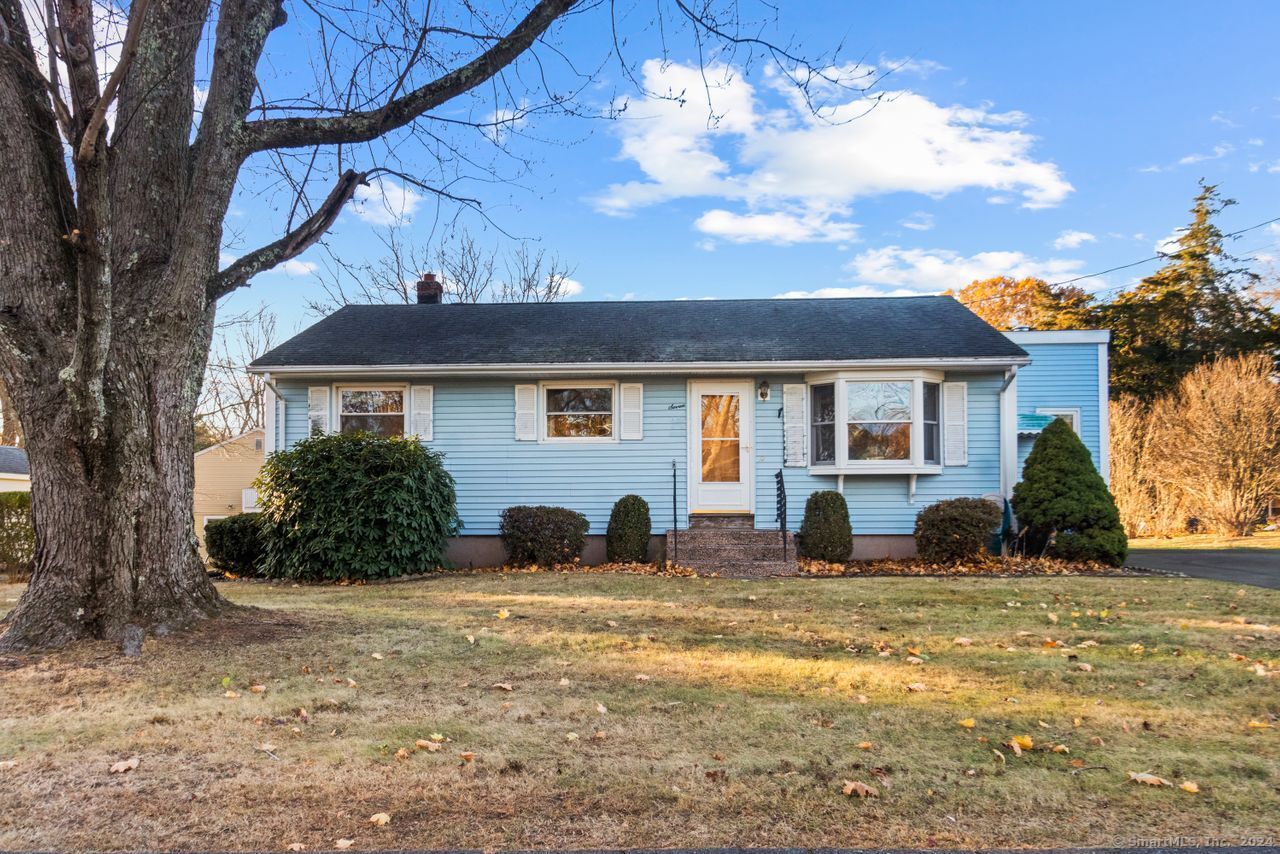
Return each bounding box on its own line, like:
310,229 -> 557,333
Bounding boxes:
75,0 -> 148,163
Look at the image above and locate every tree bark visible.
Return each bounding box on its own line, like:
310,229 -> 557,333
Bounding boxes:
0,318 -> 225,651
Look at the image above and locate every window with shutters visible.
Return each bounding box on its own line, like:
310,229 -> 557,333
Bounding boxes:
800,371 -> 959,473
336,386 -> 406,438
541,381 -> 617,442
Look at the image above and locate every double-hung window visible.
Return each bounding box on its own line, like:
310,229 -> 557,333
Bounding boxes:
544,384 -> 615,440
810,383 -> 836,464
338,388 -> 405,437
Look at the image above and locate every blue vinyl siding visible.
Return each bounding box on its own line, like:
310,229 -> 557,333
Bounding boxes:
276,370 -> 1012,538
1015,342 -> 1104,476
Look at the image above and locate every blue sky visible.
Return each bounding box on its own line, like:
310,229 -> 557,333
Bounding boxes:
224,1 -> 1280,337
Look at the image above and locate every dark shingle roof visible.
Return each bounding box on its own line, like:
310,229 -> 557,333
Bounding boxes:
252,296 -> 1027,368
0,446 -> 29,476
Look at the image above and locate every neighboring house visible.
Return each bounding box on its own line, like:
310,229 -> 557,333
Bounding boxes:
193,429 -> 265,554
249,285 -> 1109,572
0,446 -> 29,492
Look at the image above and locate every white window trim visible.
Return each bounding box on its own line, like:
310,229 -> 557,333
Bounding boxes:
538,380 -> 620,444
805,369 -> 945,475
333,383 -> 410,435
202,515 -> 226,534
1036,406 -> 1082,435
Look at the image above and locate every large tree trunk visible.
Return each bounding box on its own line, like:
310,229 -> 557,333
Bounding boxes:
0,326 -> 226,651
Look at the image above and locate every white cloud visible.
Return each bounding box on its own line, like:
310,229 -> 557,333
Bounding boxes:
1210,111 -> 1239,128
1052,229 -> 1097,250
559,277 -> 584,297
900,212 -> 935,231
842,245 -> 1092,293
351,177 -> 423,226
593,60 -> 1071,244
484,102 -> 528,142
281,259 -> 317,276
878,54 -> 948,78
1154,229 -> 1184,255
218,252 -> 237,269
1248,138 -> 1265,146
775,284 -> 920,299
1178,143 -> 1233,165
694,208 -> 858,244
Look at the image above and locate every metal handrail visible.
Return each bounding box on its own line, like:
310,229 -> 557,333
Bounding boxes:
775,468 -> 787,561
671,459 -> 679,564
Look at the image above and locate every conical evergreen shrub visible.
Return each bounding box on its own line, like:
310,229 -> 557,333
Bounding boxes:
1012,419 -> 1127,565
798,490 -> 853,562
606,494 -> 652,563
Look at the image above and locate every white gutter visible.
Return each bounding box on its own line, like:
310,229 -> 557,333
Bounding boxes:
248,356 -> 1031,378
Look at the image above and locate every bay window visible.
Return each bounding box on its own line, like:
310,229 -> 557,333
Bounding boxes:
805,372 -> 947,472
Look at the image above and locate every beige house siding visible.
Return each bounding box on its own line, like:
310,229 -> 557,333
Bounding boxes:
193,430 -> 265,553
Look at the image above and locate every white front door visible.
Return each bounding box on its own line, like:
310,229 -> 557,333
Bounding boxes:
688,380 -> 754,514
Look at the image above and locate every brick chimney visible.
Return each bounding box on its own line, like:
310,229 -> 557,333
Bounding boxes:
415,272 -> 443,305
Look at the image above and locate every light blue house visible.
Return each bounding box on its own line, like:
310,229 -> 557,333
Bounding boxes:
249,282 -> 1109,572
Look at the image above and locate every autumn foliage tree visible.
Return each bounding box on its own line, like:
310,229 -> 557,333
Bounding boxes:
949,277 -> 1092,331
0,0 -> 862,651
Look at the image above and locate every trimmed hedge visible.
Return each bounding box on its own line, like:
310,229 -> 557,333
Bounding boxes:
914,497 -> 1002,564
500,505 -> 589,566
256,432 -> 460,581
0,491 -> 34,577
798,490 -> 853,562
1012,418 -> 1128,566
205,512 -> 265,577
606,494 -> 651,563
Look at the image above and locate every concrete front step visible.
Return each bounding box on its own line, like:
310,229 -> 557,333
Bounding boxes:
688,513 -> 756,529
672,542 -> 796,562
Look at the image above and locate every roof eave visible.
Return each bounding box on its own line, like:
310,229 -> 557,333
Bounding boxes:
248,355 -> 1032,378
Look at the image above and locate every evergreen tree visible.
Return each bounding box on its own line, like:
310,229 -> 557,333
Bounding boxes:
1099,182 -> 1280,399
1012,419 -> 1128,566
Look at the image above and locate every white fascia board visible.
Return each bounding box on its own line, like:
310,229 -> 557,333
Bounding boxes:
248,356 -> 1031,378
1004,330 -> 1111,345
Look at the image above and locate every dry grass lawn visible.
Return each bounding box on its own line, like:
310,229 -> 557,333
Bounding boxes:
1130,530 -> 1280,552
2,573 -> 1279,851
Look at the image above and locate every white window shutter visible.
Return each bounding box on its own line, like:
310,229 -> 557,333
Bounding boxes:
411,385 -> 434,440
308,386 -> 330,436
619,383 -> 643,440
514,384 -> 538,440
943,381 -> 968,466
783,384 -> 807,467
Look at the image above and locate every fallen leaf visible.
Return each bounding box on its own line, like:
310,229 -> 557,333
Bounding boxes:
1051,744 -> 1070,754
1077,662 -> 1094,672
285,844 -> 305,851
559,676 -> 571,687
491,683 -> 513,692
370,653 -> 384,661
223,690 -> 240,699
905,682 -> 927,693
0,760 -> 16,770
1128,771 -> 1172,787
841,779 -> 879,798
953,637 -> 972,646
958,718 -> 976,729
459,752 -> 475,763
334,839 -> 354,850
1069,758 -> 1086,768
496,609 -> 510,620
428,732 -> 445,742
854,694 -> 870,704
635,674 -> 652,681
856,741 -> 874,750
109,757 -> 139,774
1180,780 -> 1200,794
565,732 -> 579,741
368,812 -> 391,827
906,656 -> 924,665
465,635 -> 475,645
1247,720 -> 1275,729
596,702 -> 608,715
1010,735 -> 1034,751
394,748 -> 410,761
250,684 -> 266,694
992,748 -> 1006,764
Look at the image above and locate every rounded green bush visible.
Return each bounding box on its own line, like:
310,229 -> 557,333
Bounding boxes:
798,490 -> 853,562
606,494 -> 651,563
1012,418 -> 1128,566
500,505 -> 589,566
0,491 -> 34,578
256,432 -> 459,581
204,512 -> 265,577
914,497 -> 1002,564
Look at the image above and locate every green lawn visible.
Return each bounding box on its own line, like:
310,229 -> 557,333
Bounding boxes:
1130,530 -> 1280,551
1,573 -> 1278,851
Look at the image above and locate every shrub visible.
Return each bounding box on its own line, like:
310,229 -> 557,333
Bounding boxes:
1012,419 -> 1128,566
914,497 -> 1002,564
606,494 -> 651,563
256,432 -> 460,581
0,491 -> 34,577
797,490 -> 853,562
500,505 -> 589,566
205,513 -> 265,577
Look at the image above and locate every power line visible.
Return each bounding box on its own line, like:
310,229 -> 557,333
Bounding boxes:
1045,215 -> 1280,288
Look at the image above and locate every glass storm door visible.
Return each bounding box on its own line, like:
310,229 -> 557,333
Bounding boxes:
688,381 -> 754,513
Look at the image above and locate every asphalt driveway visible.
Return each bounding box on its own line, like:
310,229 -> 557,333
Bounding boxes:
1127,547 -> 1280,589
